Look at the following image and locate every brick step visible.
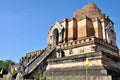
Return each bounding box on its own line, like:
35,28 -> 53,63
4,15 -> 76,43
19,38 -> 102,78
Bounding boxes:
46,75 -> 112,80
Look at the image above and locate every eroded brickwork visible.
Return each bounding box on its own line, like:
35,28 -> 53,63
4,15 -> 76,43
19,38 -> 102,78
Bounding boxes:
21,2 -> 120,80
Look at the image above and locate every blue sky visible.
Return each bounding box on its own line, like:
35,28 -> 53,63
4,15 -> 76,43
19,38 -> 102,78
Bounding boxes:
0,0 -> 120,63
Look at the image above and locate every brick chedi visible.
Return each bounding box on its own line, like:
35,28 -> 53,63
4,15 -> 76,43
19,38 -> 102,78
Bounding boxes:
20,2 -> 120,80
45,2 -> 120,80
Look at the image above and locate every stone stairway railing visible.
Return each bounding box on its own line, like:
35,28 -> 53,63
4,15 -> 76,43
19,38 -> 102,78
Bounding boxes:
26,50 -> 45,67
24,47 -> 55,75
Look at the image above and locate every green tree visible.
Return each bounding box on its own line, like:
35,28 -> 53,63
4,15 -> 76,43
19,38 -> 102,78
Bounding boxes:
0,60 -> 4,68
4,60 -> 15,71
34,73 -> 46,80
0,60 -> 15,77
34,73 -> 39,80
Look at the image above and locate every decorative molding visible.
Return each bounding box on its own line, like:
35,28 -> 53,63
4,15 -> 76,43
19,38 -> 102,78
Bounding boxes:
56,36 -> 95,50
50,21 -> 63,36
56,36 -> 118,53
48,52 -> 102,64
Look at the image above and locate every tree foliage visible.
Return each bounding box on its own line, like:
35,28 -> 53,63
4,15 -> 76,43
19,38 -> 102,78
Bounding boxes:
34,73 -> 46,80
0,60 -> 15,77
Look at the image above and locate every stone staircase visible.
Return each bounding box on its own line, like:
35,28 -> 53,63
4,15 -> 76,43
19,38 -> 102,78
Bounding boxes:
26,50 -> 45,70
24,47 -> 55,77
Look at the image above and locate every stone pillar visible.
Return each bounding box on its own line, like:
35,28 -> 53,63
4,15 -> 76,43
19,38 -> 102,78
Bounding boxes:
101,19 -> 107,41
59,33 -> 62,43
50,35 -> 52,45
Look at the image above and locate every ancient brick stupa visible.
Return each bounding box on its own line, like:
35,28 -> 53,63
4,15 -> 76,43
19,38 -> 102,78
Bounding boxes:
20,2 -> 120,80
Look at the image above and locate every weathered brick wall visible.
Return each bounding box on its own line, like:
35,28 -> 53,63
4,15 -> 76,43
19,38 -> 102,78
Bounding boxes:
46,75 -> 112,80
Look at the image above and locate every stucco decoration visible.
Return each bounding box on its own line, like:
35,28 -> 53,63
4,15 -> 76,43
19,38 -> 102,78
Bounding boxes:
49,21 -> 64,47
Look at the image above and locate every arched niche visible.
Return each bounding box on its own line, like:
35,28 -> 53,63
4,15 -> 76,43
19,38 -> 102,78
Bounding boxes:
56,49 -> 65,58
49,21 -> 64,48
106,22 -> 116,46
